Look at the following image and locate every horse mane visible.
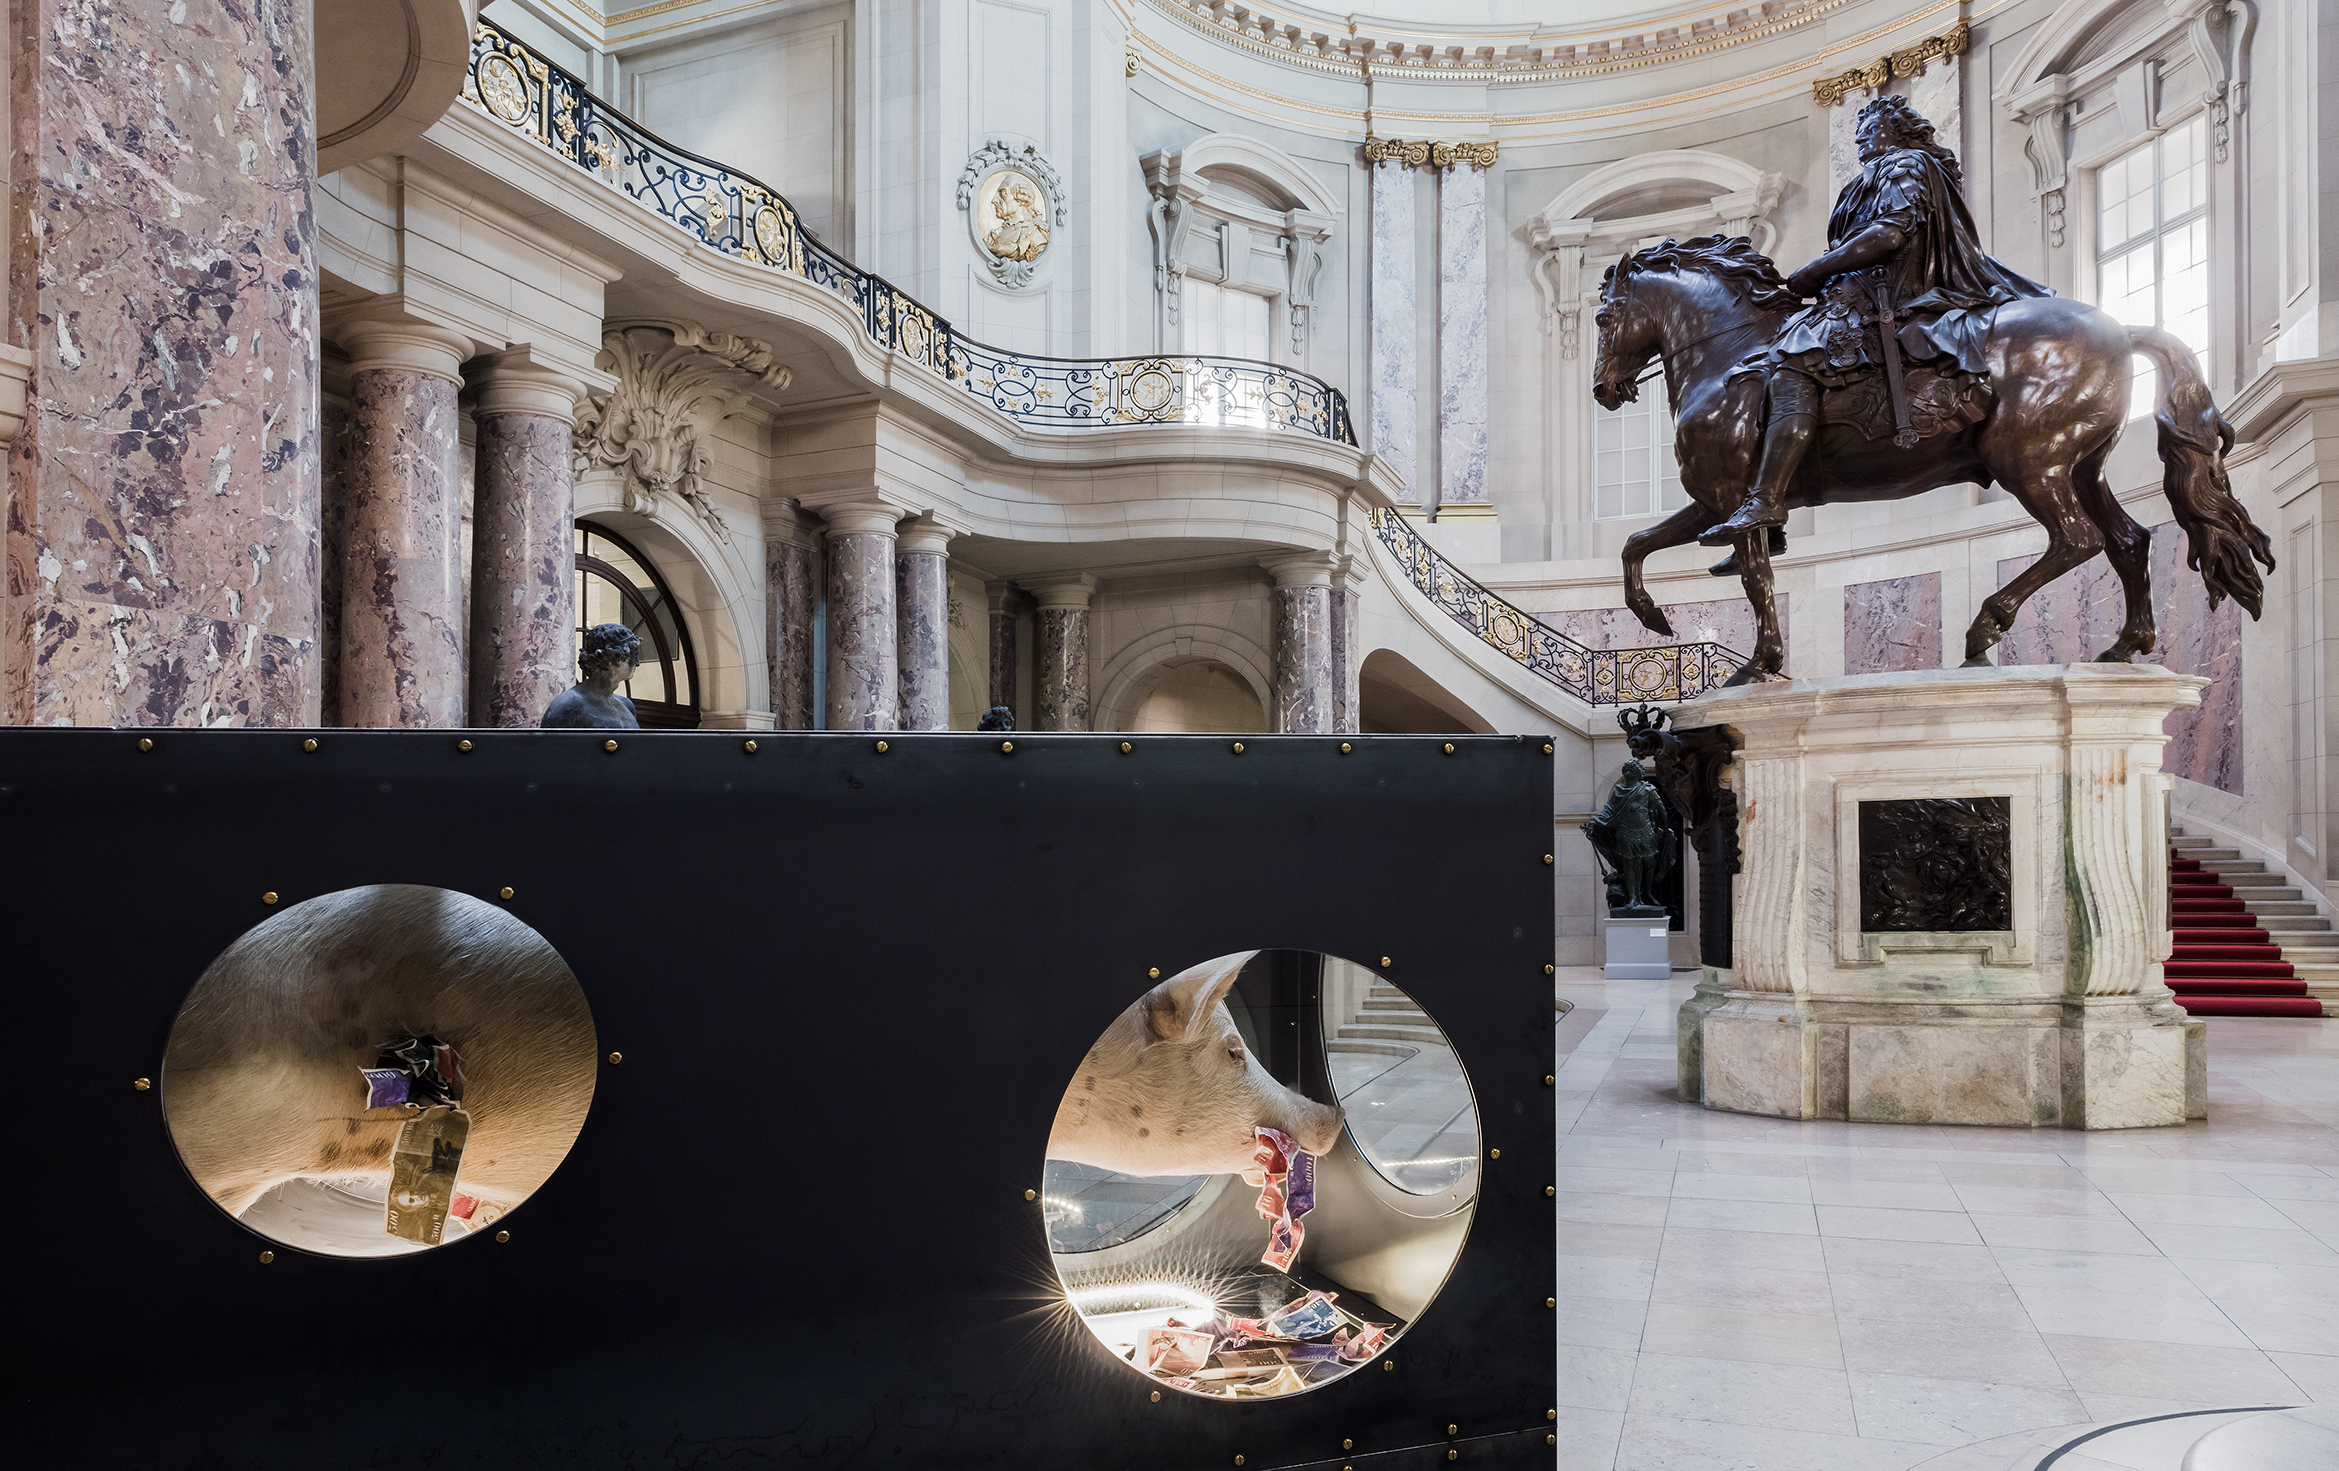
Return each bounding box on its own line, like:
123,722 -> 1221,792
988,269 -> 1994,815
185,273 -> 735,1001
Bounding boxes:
1600,234 -> 1802,314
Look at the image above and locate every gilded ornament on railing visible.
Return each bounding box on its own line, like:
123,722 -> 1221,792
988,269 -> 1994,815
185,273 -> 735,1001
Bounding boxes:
1123,361 -> 1180,420
478,53 -> 531,124
554,94 -> 579,143
702,189 -> 729,232
752,204 -> 801,271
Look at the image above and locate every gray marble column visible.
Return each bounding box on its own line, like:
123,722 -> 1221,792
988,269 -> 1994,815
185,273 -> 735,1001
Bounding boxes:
1031,574 -> 1097,732
1328,561 -> 1362,735
896,517 -> 955,731
335,320 -> 474,728
764,507 -> 818,730
985,581 -> 1021,716
467,355 -> 584,728
6,0 -> 319,725
1437,156 -> 1490,512
818,503 -> 900,731
319,354 -> 352,726
1368,157 -> 1420,500
1263,555 -> 1335,734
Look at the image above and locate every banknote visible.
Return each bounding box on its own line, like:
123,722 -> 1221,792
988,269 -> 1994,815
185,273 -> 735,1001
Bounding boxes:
359,1067 -> 410,1109
1336,1322 -> 1389,1362
384,1105 -> 470,1245
1142,1326 -> 1213,1376
1265,1288 -> 1341,1339
1261,1215 -> 1303,1272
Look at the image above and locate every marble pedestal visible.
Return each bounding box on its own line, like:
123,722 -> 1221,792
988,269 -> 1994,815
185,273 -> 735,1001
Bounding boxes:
1604,914 -> 1674,980
1675,666 -> 2211,1130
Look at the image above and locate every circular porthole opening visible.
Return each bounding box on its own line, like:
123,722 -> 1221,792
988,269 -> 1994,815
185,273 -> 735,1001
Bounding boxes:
161,885 -> 597,1257
1043,949 -> 1478,1399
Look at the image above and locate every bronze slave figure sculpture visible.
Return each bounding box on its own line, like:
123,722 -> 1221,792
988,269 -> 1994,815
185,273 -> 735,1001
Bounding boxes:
1584,759 -> 1676,917
1590,95 -> 2273,683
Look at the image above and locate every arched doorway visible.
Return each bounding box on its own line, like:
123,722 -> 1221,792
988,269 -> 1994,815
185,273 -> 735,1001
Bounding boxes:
574,521 -> 702,729
1130,660 -> 1267,733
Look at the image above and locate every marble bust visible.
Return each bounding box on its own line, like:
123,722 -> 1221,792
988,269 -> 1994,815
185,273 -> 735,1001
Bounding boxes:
541,623 -> 645,729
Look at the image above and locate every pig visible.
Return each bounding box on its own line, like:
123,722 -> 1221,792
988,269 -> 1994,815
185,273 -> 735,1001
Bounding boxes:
1048,950 -> 1345,1177
161,884 -> 598,1244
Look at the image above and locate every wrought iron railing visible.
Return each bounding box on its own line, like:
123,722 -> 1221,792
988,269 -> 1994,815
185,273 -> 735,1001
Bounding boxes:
1369,508 -> 1746,705
461,22 -> 1354,444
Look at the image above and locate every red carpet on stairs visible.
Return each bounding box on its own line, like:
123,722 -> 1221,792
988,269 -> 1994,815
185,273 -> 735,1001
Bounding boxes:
2166,847 -> 2326,1018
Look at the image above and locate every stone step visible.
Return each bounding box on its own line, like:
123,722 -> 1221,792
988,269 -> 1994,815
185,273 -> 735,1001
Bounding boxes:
2201,861 -> 2268,874
1369,986 -> 1406,999
2170,835 -> 2213,848
2189,848 -> 2245,862
2257,916 -> 2334,932
2250,901 -> 2322,916
2270,929 -> 2339,945
2219,872 -> 2290,887
1337,1025 -> 1450,1047
1357,1009 -> 1433,1028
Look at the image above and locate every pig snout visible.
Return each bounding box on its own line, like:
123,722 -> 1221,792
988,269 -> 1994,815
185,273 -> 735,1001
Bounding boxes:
1047,952 -> 1352,1178
1273,1094 -> 1345,1159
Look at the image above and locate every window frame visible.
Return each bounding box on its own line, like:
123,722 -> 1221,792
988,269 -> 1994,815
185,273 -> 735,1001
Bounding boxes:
2089,113 -> 2211,416
574,520 -> 702,730
1591,389 -> 1688,523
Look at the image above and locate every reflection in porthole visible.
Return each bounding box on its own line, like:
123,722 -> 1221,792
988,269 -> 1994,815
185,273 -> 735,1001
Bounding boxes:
160,885 -> 597,1258
1044,950 -> 1478,1399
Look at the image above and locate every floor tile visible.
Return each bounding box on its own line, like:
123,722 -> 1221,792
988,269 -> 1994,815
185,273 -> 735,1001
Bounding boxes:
1615,1412 -> 1937,1471
2102,1190 -> 2299,1229
1665,1197 -> 1818,1235
1829,1272 -> 2032,1331
1624,1352 -> 1856,1434
1650,1258 -> 1835,1317
1950,1184 -> 2126,1218
1556,1253 -> 1658,1303
1990,1247 -> 2209,1299
1819,1236 -> 2007,1284
1640,1301 -> 1844,1370
1846,1371 -> 2089,1448
1559,1342 -> 1639,1413
1554,1407 -> 1623,1471
1667,1172 -> 1813,1204
1818,1204 -> 1985,1245
2267,1351 -> 2339,1403
1554,1190 -> 1675,1227
1558,1293 -> 1650,1351
1834,1318 -> 2071,1390
1809,1177 -> 1964,1211
1557,1222 -> 1667,1260
2004,1284 -> 2253,1348
1554,1165 -> 1677,1197
2043,1334 -> 2307,1403
1969,1214 -> 2161,1255
1657,1225 -> 1828,1273
2131,1221 -> 2339,1264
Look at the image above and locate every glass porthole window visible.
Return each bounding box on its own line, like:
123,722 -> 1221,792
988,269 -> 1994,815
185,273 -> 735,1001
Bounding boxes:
575,521 -> 701,728
1044,950 -> 1478,1400
160,886 -> 597,1258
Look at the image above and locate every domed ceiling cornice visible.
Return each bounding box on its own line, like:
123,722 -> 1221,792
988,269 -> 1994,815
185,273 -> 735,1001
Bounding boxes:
1141,0 -> 1872,82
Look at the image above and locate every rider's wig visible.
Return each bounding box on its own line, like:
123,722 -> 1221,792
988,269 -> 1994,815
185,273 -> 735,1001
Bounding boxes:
1860,95 -> 1963,184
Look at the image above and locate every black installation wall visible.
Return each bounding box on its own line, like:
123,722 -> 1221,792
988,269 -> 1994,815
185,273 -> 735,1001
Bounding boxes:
6,728 -> 1558,1469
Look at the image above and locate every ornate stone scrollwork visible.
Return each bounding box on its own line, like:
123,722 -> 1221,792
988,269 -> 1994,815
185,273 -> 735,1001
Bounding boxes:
1812,18 -> 1968,106
956,139 -> 1068,290
1363,136 -> 1497,170
573,322 -> 792,546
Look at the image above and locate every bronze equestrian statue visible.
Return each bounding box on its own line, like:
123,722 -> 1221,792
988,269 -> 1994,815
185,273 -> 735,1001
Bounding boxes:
1591,95 -> 2273,684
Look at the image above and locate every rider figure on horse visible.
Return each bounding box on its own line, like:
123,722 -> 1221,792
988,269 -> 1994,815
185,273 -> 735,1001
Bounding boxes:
1703,95 -> 2053,547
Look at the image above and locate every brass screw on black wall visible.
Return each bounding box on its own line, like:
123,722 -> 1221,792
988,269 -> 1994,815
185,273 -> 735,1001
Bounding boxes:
1148,967 -> 1160,979
302,738 -> 318,753
458,739 -> 474,752
1232,742 -> 1245,754
499,887 -> 515,900
1442,743 -> 1455,755
132,1078 -> 150,1091
495,1230 -> 510,1243
742,740 -> 757,753
1339,743 -> 1352,754
876,741 -> 889,753
1001,741 -> 1015,754
1120,742 -> 1133,754
262,892 -> 279,906
608,1052 -> 623,1065
1545,964 -> 1555,975
258,1251 -> 274,1264
604,739 -> 619,753
1149,1391 -> 1160,1403
137,737 -> 154,752
1024,1189 -> 1037,1201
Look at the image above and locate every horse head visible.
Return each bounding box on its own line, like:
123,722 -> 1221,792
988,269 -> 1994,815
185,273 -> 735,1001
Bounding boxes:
1592,235 -> 1799,411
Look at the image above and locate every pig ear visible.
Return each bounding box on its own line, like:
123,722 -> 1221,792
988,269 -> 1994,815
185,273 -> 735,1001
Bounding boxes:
1139,950 -> 1258,1046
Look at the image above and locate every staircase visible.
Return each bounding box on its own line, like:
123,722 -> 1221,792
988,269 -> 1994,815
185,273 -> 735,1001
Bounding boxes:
2166,830 -> 2334,1017
1324,986 -> 1451,1055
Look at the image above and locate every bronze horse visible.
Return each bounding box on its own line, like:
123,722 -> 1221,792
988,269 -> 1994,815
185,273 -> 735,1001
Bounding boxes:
1589,236 -> 2273,683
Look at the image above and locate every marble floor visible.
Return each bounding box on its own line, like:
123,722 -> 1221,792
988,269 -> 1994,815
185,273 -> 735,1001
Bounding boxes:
1551,967 -> 2339,1471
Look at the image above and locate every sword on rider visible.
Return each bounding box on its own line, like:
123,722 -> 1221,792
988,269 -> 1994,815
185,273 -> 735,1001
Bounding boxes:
1872,275 -> 1921,449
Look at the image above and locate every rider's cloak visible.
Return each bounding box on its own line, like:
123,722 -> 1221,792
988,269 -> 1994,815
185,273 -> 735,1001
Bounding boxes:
1765,145 -> 2052,384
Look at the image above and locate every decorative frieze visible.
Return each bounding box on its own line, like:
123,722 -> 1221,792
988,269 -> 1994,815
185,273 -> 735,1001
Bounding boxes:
1362,136 -> 1498,170
1812,18 -> 1969,106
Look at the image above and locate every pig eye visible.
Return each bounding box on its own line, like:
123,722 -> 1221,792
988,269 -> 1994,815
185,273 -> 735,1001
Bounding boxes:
1226,1044 -> 1244,1065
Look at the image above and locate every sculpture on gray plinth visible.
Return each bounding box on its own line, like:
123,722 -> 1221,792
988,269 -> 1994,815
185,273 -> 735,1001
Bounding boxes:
1585,760 -> 1676,917
541,623 -> 645,729
977,705 -> 1015,732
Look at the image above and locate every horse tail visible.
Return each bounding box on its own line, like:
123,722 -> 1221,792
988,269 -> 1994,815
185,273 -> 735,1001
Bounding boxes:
2130,325 -> 2274,617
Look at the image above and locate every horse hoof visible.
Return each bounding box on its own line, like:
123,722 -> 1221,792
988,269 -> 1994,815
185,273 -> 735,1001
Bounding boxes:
2090,649 -> 2137,664
1960,655 -> 1994,669
1708,553 -> 1740,578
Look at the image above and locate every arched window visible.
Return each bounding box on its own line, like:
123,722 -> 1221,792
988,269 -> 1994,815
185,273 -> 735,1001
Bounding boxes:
573,521 -> 701,729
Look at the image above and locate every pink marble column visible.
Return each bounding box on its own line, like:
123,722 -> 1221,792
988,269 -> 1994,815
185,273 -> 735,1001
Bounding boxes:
1328,562 -> 1361,735
319,360 -> 353,726
334,320 -> 473,729
1263,555 -> 1334,734
819,503 -> 899,731
765,508 -> 818,730
896,517 -> 955,731
1031,574 -> 1096,732
467,355 -> 584,728
5,0 -> 319,726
